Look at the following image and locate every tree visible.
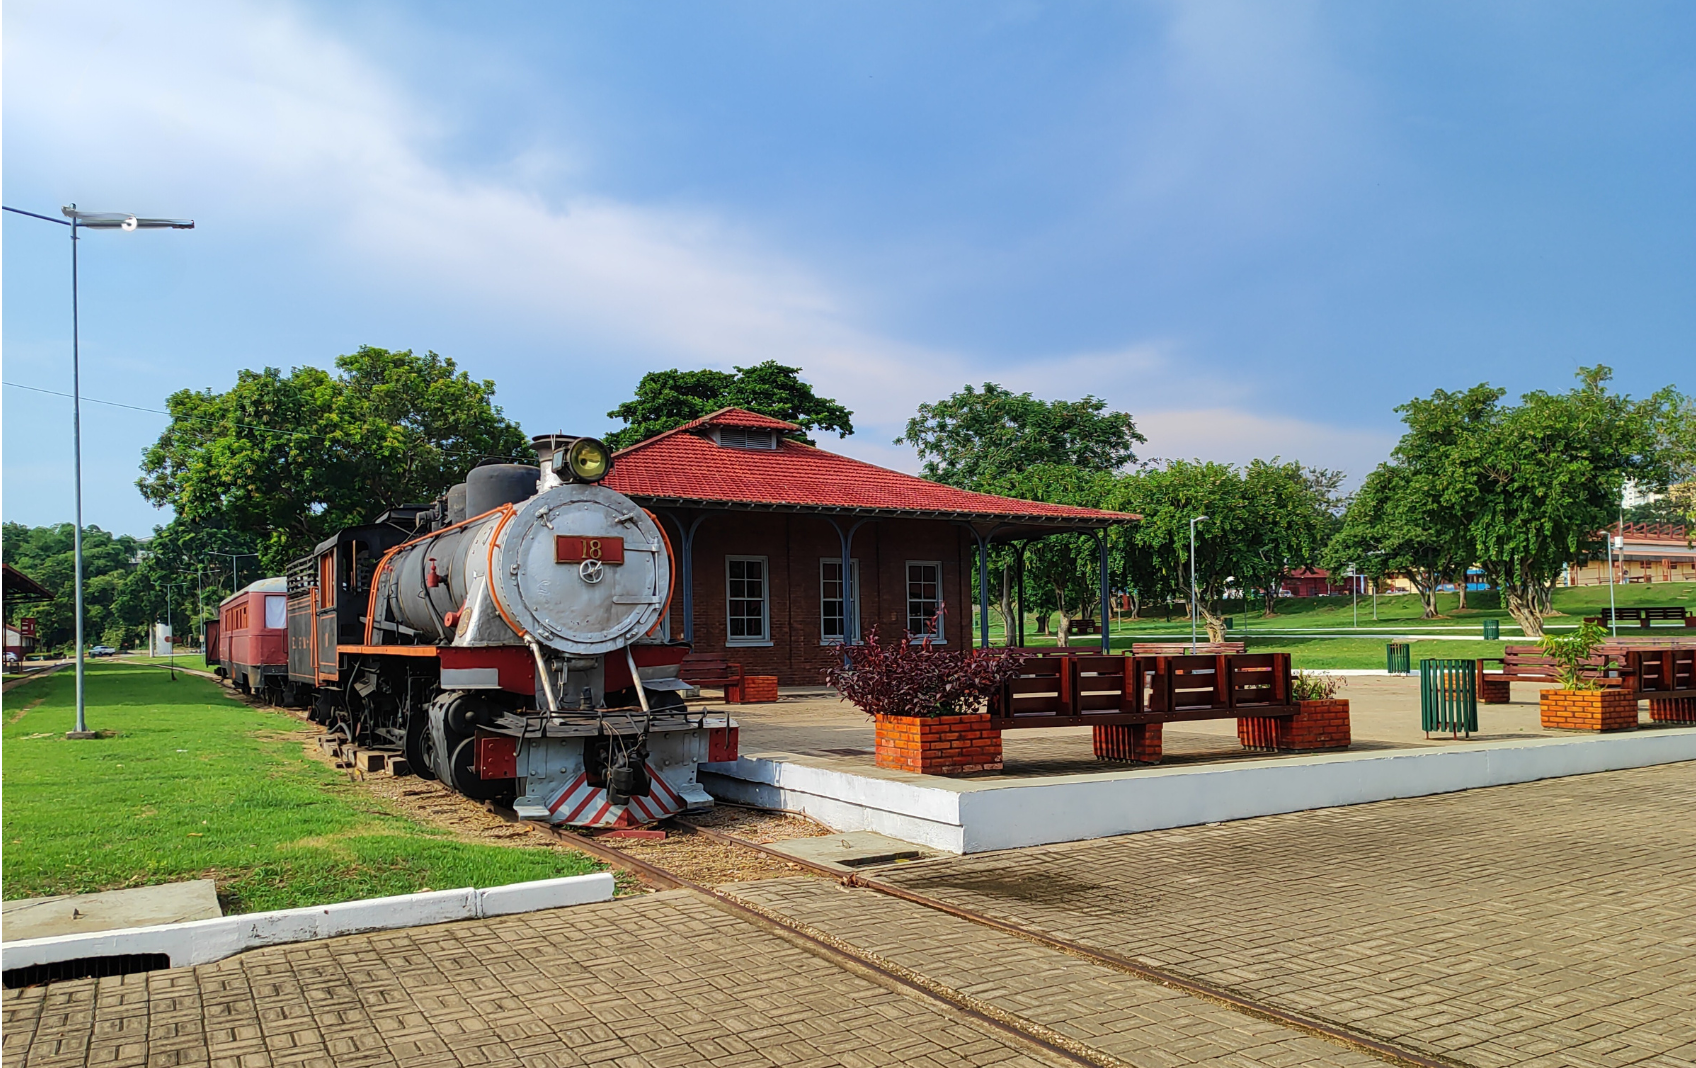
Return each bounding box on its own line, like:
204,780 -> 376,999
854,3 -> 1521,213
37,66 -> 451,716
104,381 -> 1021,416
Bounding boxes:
1119,461 -> 1257,642
605,361 -> 853,449
898,384 -> 1144,491
138,347 -> 531,571
2,523 -> 145,651
986,465 -> 1117,646
1324,463 -> 1468,619
1238,459 -> 1342,617
1395,367 -> 1673,637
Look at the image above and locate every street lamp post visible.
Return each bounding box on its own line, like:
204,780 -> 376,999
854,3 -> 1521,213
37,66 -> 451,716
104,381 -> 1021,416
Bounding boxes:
1,204 -> 193,739
163,580 -> 189,681
208,551 -> 260,597
1189,515 -> 1208,654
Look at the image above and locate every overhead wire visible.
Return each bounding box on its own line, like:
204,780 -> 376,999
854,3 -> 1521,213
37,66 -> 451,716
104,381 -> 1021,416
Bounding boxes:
2,380 -> 324,441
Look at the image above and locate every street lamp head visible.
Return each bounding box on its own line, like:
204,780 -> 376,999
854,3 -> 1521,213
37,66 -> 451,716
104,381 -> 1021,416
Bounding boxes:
61,207 -> 194,230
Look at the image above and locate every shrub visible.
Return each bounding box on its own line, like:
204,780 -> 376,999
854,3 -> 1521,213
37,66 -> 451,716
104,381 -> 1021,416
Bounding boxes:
1291,670 -> 1342,702
824,627 -> 1028,718
1539,619 -> 1610,691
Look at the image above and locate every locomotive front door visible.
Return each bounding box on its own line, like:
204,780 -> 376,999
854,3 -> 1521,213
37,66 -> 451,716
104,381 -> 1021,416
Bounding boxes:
316,551 -> 340,683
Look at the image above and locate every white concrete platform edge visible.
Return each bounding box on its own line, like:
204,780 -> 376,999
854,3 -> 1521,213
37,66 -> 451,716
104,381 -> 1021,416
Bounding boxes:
702,729 -> 1696,854
1,872 -> 614,974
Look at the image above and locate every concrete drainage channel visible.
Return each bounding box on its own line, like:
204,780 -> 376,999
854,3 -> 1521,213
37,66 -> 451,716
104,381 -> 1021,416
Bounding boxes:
0,872 -> 613,988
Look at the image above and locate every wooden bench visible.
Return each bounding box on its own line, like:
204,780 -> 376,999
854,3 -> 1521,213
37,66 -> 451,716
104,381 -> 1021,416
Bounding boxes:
1067,618 -> 1100,636
679,654 -> 743,701
1130,642 -> 1246,656
1588,606 -> 1694,628
988,651 -> 1307,764
1477,645 -> 1634,704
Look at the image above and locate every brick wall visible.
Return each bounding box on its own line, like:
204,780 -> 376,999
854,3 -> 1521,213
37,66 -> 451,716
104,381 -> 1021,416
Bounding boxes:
672,514 -> 972,685
875,713 -> 1003,775
1538,689 -> 1639,732
1238,699 -> 1351,751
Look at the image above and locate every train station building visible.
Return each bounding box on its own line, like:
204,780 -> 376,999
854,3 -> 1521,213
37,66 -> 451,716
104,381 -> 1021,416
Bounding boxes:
599,408 -> 1136,685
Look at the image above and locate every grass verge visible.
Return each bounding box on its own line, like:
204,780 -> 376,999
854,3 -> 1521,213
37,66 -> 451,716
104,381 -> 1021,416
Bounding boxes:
2,661 -> 598,912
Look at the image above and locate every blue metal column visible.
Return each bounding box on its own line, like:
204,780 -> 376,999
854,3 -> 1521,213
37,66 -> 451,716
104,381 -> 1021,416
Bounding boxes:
966,527 -> 992,649
826,516 -> 872,662
661,512 -> 711,646
1097,530 -> 1111,654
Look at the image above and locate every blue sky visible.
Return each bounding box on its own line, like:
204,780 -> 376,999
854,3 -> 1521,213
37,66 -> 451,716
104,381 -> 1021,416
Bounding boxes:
4,0 -> 1692,537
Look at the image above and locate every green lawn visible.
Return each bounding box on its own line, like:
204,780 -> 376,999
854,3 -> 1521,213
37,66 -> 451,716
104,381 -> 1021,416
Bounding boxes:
2,662 -> 597,912
122,653 -> 211,670
969,581 -> 1696,668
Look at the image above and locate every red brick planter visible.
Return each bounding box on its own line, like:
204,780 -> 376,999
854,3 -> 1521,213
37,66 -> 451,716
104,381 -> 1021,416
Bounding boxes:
1479,676 -> 1512,704
727,675 -> 778,703
1648,697 -> 1696,724
1092,723 -> 1163,763
1539,689 -> 1639,732
874,713 -> 1002,775
1238,699 -> 1351,751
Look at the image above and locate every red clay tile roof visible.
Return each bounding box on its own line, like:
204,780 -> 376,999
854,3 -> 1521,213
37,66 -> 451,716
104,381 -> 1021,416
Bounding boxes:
675,408 -> 800,432
606,408 -> 1136,526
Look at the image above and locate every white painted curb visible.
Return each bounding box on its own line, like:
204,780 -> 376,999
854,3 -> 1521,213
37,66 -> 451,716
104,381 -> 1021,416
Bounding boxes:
704,728 -> 1696,854
1,872 -> 614,974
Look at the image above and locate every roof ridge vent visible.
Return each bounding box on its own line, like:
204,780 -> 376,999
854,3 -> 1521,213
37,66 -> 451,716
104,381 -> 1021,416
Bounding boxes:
713,425 -> 780,451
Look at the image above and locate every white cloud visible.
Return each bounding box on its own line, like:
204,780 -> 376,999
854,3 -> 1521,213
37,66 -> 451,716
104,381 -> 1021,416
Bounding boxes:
5,0 -> 1393,507
1136,408 -> 1395,479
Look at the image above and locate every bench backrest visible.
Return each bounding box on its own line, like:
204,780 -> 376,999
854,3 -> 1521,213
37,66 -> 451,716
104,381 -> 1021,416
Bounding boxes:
1130,642 -> 1246,655
679,655 -> 742,682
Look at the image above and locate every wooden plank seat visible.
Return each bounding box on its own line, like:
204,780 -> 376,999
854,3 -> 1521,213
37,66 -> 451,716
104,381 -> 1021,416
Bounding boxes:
679,653 -> 743,699
1130,642 -> 1246,656
1587,606 -> 1693,627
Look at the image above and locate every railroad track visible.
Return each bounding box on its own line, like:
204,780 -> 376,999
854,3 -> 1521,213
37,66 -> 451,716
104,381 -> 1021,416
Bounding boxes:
488,803 -> 1468,1068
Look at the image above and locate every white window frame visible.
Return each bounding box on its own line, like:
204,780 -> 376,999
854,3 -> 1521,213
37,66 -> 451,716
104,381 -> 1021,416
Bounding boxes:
725,556 -> 772,647
264,594 -> 287,630
820,558 -> 861,645
906,561 -> 946,642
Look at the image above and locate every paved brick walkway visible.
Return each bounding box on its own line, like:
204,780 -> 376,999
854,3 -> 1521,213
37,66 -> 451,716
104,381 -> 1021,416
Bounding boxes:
875,761 -> 1696,1068
8,762 -> 1694,1067
730,878 -> 1384,1068
3,890 -> 1044,1068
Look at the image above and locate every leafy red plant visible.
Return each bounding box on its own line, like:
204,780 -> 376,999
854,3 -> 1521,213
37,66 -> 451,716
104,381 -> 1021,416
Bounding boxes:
824,625 -> 1028,719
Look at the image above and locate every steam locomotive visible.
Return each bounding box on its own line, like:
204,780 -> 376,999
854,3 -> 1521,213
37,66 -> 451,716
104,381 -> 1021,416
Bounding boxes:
212,434 -> 734,829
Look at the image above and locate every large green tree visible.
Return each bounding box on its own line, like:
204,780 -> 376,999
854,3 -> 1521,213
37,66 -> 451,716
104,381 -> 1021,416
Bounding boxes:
1118,460 -> 1258,642
138,347 -> 531,571
605,361 -> 853,449
2,523 -> 145,651
1396,367 -> 1673,636
1324,463 -> 1469,619
899,384 -> 1143,491
985,464 -> 1120,646
1238,460 -> 1343,618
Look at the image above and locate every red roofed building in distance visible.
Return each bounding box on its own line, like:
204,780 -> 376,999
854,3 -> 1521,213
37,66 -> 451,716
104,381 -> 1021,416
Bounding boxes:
541,409 -> 1136,685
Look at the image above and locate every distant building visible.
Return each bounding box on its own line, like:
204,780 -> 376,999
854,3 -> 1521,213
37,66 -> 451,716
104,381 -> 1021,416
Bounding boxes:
1565,523 -> 1696,586
1280,569 -> 1349,598
598,408 -> 1135,683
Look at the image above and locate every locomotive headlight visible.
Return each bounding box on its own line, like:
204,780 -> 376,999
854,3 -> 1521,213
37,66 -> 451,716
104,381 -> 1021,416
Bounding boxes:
565,437 -> 612,483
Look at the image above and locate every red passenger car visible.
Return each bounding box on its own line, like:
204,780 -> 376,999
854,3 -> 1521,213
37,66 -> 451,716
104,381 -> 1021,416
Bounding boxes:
213,577 -> 289,700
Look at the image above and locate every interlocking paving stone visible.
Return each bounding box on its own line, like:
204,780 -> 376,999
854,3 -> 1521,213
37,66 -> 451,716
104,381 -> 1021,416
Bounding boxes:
4,890 -> 1051,1068
872,760 -> 1696,1068
727,877 -> 1382,1068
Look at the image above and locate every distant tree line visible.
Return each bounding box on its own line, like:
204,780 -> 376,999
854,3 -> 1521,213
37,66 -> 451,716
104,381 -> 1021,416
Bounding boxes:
6,351 -> 1690,653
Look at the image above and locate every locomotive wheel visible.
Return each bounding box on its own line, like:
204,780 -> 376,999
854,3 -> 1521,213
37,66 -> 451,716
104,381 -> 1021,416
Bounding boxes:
408,713 -> 438,781
448,737 -> 514,802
